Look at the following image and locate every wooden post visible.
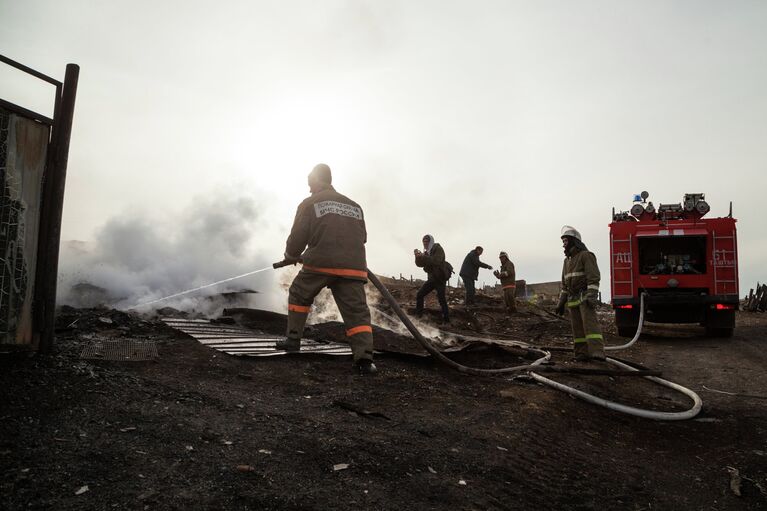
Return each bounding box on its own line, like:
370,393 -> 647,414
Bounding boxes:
36,63 -> 79,353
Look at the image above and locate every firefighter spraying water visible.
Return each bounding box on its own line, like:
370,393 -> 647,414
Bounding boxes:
274,164 -> 377,375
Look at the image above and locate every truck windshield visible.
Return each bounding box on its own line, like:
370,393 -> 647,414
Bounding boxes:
638,236 -> 707,275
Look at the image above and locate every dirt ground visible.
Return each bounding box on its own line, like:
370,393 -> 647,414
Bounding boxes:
2,282 -> 766,510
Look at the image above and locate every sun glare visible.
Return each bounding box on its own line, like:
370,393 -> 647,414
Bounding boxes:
235,89 -> 370,198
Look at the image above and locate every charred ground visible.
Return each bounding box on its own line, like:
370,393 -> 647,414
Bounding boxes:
1,282 -> 766,510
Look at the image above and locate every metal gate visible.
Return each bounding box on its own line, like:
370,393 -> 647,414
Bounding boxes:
0,55 -> 79,351
0,108 -> 49,344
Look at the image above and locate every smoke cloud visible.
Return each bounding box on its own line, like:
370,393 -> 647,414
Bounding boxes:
58,190 -> 283,315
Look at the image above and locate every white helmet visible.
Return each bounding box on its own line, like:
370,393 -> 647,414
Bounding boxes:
560,225 -> 582,241
499,251 -> 508,258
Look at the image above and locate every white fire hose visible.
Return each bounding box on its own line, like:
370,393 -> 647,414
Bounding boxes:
528,293 -> 702,420
367,274 -> 702,421
130,262 -> 702,421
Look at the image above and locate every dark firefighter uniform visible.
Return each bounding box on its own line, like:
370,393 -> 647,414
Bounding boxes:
283,180 -> 374,364
557,227 -> 605,360
494,252 -> 517,313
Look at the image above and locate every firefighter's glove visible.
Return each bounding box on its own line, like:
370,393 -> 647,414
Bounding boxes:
283,254 -> 301,265
273,254 -> 301,269
555,294 -> 567,316
493,270 -> 500,279
585,292 -> 599,308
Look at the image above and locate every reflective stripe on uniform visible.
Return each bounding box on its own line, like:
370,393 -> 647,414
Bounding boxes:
573,338 -> 587,344
303,265 -> 368,279
564,271 -> 585,278
288,304 -> 311,313
567,299 -> 582,307
346,325 -> 373,337
502,284 -> 516,289
587,284 -> 600,291
586,333 -> 604,340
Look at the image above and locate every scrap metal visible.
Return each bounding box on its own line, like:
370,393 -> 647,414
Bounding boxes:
162,318 -> 352,357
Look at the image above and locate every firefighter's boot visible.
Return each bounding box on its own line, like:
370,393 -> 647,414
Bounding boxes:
354,358 -> 377,375
587,337 -> 606,361
275,337 -> 301,352
282,300 -> 311,352
573,339 -> 589,361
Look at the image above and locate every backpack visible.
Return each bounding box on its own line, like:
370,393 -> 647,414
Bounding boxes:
442,261 -> 454,281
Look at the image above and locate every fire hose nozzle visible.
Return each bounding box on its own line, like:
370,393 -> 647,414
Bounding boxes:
273,259 -> 300,269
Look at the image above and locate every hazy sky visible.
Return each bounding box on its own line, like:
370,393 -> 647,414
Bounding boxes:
1,0 -> 765,306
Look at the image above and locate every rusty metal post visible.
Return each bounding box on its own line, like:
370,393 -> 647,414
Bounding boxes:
36,63 -> 79,353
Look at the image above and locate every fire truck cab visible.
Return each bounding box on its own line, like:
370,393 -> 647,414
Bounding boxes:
609,192 -> 738,338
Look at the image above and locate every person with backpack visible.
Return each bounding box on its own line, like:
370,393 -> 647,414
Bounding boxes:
459,246 -> 493,306
414,234 -> 452,324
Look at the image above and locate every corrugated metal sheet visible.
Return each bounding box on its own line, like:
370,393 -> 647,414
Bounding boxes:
162,318 -> 352,357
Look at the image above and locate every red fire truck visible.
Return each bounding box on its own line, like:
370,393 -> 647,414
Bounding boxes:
609,192 -> 738,338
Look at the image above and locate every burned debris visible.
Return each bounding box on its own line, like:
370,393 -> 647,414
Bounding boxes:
744,283 -> 767,312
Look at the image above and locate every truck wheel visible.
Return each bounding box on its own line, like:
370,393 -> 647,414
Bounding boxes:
704,309 -> 735,338
617,325 -> 638,338
615,308 -> 639,338
705,327 -> 734,338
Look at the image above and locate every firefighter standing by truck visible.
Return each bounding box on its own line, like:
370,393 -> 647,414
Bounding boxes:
493,251 -> 517,314
555,226 -> 606,361
276,164 -> 376,375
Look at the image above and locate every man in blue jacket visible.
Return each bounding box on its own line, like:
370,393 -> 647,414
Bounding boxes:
459,246 -> 493,306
